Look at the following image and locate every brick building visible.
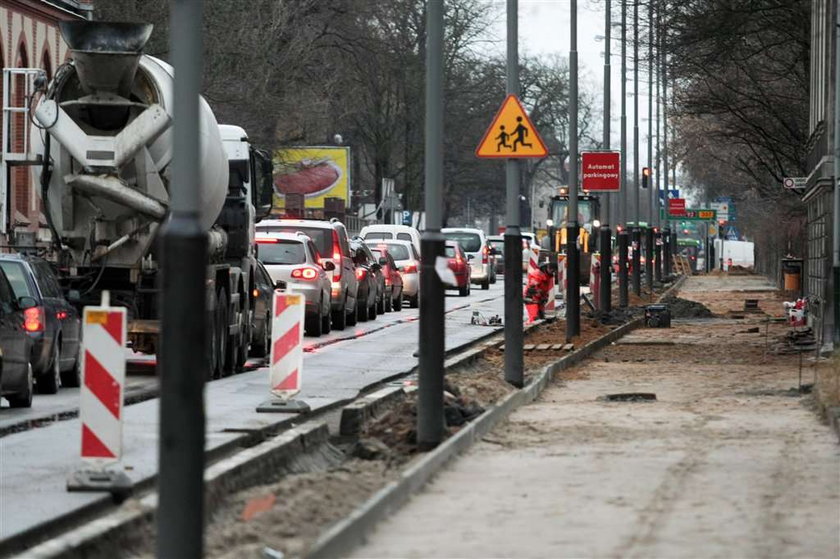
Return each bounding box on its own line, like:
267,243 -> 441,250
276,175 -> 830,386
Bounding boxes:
0,0 -> 92,245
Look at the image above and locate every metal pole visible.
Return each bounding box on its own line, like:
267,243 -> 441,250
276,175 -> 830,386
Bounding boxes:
631,0 -> 641,296
620,0 -> 627,228
566,0 -> 580,339
417,0 -> 446,448
600,0 -> 612,313
618,230 -> 629,307
645,0 -> 655,292
157,1 -> 206,557
834,0 -> 840,343
654,230 -> 662,282
504,0 -> 524,385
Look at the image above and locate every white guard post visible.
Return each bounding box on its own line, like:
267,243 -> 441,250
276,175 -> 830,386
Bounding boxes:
67,291 -> 132,497
256,289 -> 310,413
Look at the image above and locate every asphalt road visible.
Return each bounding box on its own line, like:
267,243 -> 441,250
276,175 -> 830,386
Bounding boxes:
0,282 -> 506,547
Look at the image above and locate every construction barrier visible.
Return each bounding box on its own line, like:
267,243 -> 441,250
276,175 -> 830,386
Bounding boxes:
269,290 -> 305,398
79,294 -> 127,467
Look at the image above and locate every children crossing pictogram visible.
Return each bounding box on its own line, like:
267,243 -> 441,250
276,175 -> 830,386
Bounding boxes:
476,94 -> 548,159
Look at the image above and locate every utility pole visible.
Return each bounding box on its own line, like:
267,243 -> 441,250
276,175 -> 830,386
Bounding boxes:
504,0 -> 525,384
654,0 -> 662,283
599,0 -> 612,314
417,0 -> 446,448
157,1 -> 206,557
631,0 -> 641,296
618,0 -> 629,307
645,0 -> 654,291
566,0 -> 581,339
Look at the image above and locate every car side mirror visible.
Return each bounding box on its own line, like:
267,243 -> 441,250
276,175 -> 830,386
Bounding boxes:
378,257 -> 388,266
467,254 -> 474,260
274,280 -> 287,290
17,296 -> 37,310
322,260 -> 336,271
371,263 -> 381,272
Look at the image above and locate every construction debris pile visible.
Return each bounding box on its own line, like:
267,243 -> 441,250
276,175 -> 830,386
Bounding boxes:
771,327 -> 819,354
660,295 -> 714,318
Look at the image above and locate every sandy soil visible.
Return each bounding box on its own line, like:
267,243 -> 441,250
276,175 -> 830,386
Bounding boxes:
351,275 -> 840,559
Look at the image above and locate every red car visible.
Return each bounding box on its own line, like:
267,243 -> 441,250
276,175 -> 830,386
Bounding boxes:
369,245 -> 405,312
446,241 -> 472,296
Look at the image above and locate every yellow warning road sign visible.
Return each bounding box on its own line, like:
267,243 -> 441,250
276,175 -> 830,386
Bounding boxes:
475,94 -> 548,159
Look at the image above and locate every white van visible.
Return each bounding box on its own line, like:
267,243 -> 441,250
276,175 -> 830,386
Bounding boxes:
442,227 -> 493,289
359,224 -> 421,254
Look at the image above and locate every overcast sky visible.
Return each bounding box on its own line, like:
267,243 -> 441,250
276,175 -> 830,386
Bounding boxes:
480,0 -> 657,172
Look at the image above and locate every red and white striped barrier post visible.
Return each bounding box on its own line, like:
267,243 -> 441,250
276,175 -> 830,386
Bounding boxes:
256,290 -> 310,413
590,253 -> 601,309
67,291 -> 132,495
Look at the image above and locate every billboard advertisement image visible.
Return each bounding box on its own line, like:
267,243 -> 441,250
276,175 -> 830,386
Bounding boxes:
272,146 -> 350,209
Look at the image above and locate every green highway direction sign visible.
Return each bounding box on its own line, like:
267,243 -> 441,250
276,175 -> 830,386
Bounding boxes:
660,208 -> 717,221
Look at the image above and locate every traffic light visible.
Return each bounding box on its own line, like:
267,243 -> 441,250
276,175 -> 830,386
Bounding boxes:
641,167 -> 651,189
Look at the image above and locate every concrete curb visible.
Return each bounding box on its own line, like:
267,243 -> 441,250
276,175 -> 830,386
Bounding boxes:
305,318 -> 643,559
340,387 -> 407,437
22,423 -> 330,559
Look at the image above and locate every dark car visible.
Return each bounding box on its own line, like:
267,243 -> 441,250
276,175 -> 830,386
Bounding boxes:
0,255 -> 81,392
350,239 -> 385,321
368,245 -> 403,312
249,260 -> 274,358
0,266 -> 36,408
487,235 -> 505,274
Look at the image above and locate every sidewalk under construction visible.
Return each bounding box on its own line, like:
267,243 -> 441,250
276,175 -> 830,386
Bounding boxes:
350,274 -> 840,558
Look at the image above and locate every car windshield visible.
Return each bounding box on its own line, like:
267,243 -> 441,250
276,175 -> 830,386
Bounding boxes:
0,262 -> 33,298
489,239 -> 504,253
258,240 -> 307,265
381,243 -> 410,260
364,232 -> 393,240
257,226 -> 332,255
443,232 -> 481,252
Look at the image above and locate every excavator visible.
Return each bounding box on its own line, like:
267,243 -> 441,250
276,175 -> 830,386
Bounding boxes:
545,187 -> 601,283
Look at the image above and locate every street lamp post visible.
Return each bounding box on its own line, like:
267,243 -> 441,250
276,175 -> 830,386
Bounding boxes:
618,0 -> 629,307
599,0 -> 613,314
645,0 -> 654,291
631,0 -> 641,297
566,0 -> 581,339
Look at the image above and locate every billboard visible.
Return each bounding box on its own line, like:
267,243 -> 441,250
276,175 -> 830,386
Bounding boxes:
272,146 -> 350,210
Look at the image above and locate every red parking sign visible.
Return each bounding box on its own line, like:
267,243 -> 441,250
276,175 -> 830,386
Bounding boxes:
668,198 -> 687,216
581,152 -> 620,191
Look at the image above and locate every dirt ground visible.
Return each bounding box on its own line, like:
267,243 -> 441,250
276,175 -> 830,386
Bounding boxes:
351,274 -> 840,558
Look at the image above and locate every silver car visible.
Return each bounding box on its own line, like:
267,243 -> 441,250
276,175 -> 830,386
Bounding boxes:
368,239 -> 420,308
442,227 -> 492,289
256,232 -> 333,337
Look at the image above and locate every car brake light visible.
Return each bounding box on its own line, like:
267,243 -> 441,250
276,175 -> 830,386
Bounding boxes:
403,263 -> 417,274
332,230 -> 342,280
256,237 -> 279,244
291,267 -> 318,280
356,268 -> 367,280
56,310 -> 68,320
24,307 -> 44,332
482,245 -> 489,264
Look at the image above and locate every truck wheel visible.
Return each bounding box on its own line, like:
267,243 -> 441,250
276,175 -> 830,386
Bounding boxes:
37,343 -> 62,394
214,290 -> 229,379
223,298 -> 242,376
250,312 -> 270,358
332,297 -> 347,330
7,363 -> 33,408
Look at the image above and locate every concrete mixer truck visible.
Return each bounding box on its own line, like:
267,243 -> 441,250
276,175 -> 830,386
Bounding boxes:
29,21 -> 274,378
